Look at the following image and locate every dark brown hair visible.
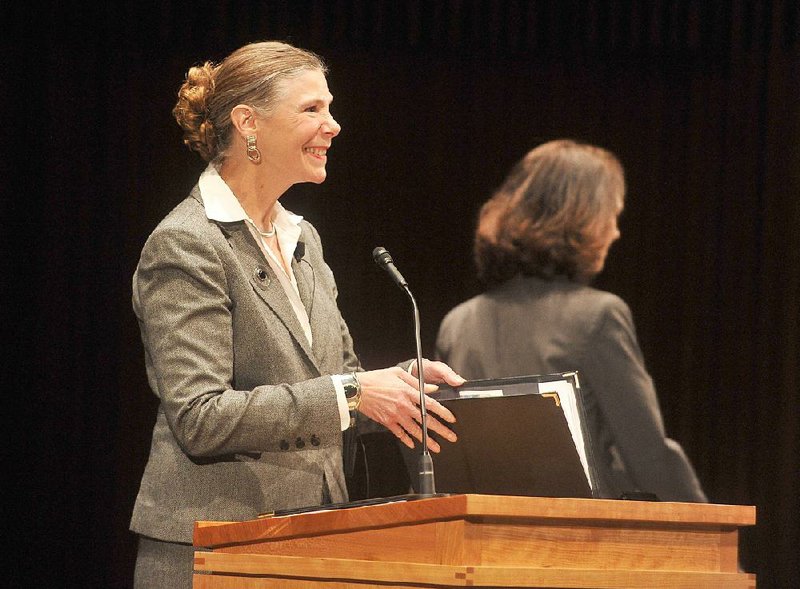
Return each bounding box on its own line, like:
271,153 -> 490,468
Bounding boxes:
172,41 -> 327,163
474,139 -> 625,286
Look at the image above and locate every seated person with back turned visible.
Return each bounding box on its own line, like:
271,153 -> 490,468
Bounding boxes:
435,139 -> 707,503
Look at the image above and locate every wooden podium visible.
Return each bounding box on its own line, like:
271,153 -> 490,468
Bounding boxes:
193,494 -> 756,588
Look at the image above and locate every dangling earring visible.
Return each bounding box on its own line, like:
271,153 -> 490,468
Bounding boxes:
246,135 -> 261,163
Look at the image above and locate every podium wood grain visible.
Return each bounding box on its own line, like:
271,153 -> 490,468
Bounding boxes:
193,494 -> 756,588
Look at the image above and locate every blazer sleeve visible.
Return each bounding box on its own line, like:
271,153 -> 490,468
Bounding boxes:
580,296 -> 708,502
133,221 -> 342,459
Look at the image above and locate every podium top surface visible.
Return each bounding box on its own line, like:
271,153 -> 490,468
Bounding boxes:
193,494 -> 756,549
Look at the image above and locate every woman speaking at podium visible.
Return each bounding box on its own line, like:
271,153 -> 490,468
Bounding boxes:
130,41 -> 463,587
436,139 -> 707,505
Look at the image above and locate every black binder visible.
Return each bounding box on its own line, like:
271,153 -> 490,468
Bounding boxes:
401,373 -> 596,499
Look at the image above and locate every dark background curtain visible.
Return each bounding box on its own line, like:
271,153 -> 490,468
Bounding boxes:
6,1 -> 797,587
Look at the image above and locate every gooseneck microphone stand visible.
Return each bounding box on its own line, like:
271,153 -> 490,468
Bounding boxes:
406,286 -> 436,496
372,247 -> 437,497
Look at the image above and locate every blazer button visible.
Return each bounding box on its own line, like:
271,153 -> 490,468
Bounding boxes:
295,437 -> 305,449
310,434 -> 320,446
279,439 -> 290,451
254,267 -> 270,283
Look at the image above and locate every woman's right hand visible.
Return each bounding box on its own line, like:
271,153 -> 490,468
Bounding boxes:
355,367 -> 458,453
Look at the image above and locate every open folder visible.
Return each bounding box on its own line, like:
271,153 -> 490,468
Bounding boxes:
401,372 -> 598,499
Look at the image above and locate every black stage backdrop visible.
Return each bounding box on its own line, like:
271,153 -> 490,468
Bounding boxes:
6,1 -> 798,587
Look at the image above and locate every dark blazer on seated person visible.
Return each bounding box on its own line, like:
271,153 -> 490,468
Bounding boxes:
435,274 -> 707,503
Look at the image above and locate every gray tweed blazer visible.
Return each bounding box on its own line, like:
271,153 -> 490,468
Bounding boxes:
130,187 -> 360,543
435,274 -> 707,503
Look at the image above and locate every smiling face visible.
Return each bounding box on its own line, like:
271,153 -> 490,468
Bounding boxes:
255,68 -> 341,188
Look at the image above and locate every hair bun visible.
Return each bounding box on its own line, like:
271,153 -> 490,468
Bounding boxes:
173,62 -> 217,162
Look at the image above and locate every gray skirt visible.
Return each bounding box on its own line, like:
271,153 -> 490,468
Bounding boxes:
133,535 -> 209,588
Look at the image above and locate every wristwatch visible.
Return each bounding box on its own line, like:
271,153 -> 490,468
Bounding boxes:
341,372 -> 362,427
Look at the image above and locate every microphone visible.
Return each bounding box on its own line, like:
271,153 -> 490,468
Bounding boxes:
293,241 -> 305,263
372,246 -> 437,497
371,247 -> 407,288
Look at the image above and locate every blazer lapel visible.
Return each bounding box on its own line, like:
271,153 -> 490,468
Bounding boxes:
218,221 -> 320,370
292,248 -> 330,361
292,243 -> 314,317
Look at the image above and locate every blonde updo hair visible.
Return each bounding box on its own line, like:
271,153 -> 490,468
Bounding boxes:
474,139 -> 625,286
173,41 -> 327,163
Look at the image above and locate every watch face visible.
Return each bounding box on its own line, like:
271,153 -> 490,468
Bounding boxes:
343,374 -> 360,398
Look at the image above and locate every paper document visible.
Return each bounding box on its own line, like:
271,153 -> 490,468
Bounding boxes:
537,379 -> 592,488
458,389 -> 504,398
